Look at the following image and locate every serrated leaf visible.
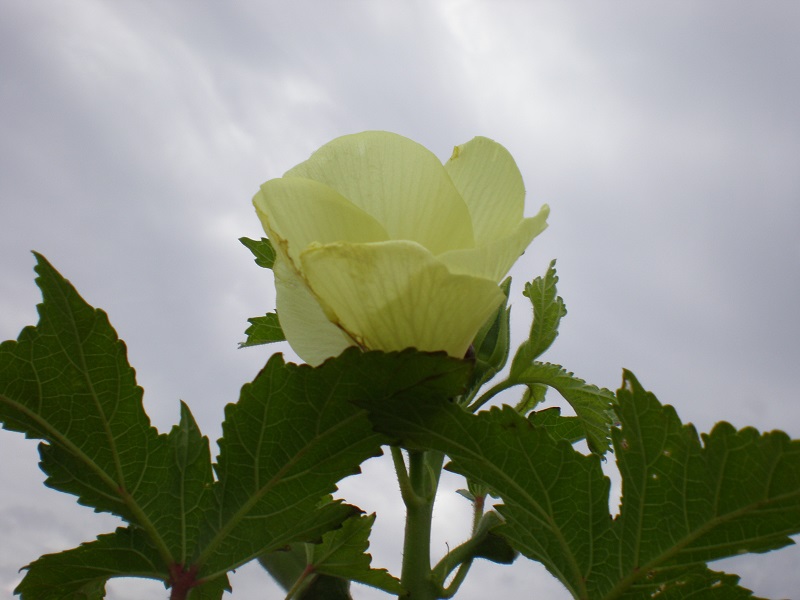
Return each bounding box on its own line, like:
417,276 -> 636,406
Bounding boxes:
510,259 -> 566,375
16,528 -> 166,600
2,255 -> 470,598
240,236 -> 276,269
307,513 -> 402,594
515,361 -> 614,454
603,371 -> 800,598
359,371 -> 800,599
239,312 -> 285,347
196,348 -> 469,578
0,254 -> 177,553
631,567 -> 766,600
359,396 -> 611,599
528,407 -> 585,444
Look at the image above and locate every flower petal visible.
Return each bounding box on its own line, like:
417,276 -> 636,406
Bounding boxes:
285,131 -> 475,255
299,241 -> 504,358
273,256 -> 355,366
438,205 -> 550,282
254,177 -> 389,270
445,137 -> 526,245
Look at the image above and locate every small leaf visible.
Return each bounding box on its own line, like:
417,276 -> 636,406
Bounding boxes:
528,407 -> 585,444
510,259 -> 566,375
240,236 -> 276,269
515,362 -> 614,454
239,312 -> 285,347
308,513 -> 402,594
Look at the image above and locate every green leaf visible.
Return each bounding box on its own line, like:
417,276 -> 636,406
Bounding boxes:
603,371 -> 800,597
628,567 -> 766,600
239,312 -> 285,347
0,252 -> 175,546
510,259 -> 566,376
240,236 -> 276,269
199,349 -> 468,578
16,528 -> 167,600
515,362 -> 614,454
528,407 -> 585,445
514,383 -> 548,415
359,371 -> 800,600
307,513 -> 402,594
2,254 -> 470,598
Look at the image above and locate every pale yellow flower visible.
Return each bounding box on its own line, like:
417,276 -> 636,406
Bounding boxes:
254,131 -> 549,365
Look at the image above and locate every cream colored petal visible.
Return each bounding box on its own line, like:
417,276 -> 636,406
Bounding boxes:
285,131 -> 474,255
445,137 -> 526,245
438,205 -> 550,282
253,178 -> 389,270
272,256 -> 355,366
299,241 -> 504,358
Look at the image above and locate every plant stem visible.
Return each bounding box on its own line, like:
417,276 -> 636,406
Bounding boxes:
396,449 -> 444,600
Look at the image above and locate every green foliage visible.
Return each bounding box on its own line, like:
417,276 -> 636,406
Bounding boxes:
470,262 -> 615,454
2,253 -> 798,599
358,371 -> 800,600
307,513 -> 402,593
240,312 -> 285,347
510,259 -> 566,375
238,237 -> 286,347
260,513 -> 400,599
513,362 -> 615,454
0,255 -> 468,598
239,236 -> 276,269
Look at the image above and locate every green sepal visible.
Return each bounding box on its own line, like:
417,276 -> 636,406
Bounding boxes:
466,277 -> 512,401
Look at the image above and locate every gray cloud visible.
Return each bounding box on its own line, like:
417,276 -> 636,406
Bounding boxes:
2,1 -> 798,598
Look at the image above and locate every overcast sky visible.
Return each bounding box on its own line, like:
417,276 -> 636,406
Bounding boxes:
1,1 -> 799,598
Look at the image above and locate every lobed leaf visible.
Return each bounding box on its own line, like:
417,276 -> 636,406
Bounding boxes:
359,371 -> 800,599
0,253 -> 175,553
17,528 -> 168,600
2,254 -> 470,598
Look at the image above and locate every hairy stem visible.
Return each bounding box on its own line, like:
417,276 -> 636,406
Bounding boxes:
397,449 -> 444,600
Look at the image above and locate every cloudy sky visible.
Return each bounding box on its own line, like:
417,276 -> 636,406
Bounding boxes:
1,1 -> 799,598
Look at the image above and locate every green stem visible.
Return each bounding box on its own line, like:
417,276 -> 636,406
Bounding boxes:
397,449 -> 444,600
468,379 -> 516,412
